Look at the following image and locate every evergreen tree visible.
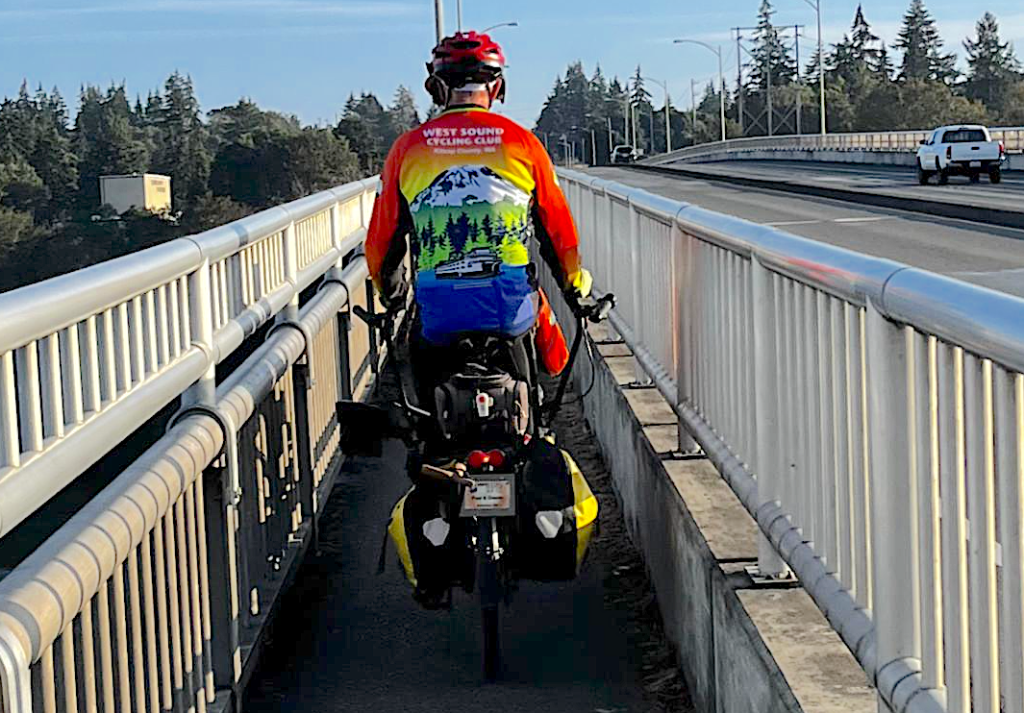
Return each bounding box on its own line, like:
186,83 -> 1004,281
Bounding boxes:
850,5 -> 882,67
334,93 -> 396,173
388,86 -> 420,134
749,0 -> 797,91
75,85 -> 150,207
208,99 -> 301,146
964,13 -> 1021,111
153,72 -> 211,206
876,47 -> 895,81
894,0 -> 957,84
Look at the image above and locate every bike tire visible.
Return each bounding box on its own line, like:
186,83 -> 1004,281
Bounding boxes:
482,605 -> 500,681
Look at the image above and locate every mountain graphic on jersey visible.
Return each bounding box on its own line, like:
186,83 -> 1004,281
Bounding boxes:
410,166 -> 531,275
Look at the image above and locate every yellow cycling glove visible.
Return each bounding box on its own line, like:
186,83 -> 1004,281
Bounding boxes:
570,268 -> 593,299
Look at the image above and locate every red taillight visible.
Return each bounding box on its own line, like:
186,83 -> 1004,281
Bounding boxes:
946,146 -> 952,160
486,449 -> 506,468
1000,141 -> 1005,157
467,450 -> 488,469
466,448 -> 508,470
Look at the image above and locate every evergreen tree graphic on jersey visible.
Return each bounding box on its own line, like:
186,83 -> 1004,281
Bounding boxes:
409,165 -> 531,278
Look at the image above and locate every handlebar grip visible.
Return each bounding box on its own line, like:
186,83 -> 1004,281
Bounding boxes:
592,294 -> 615,323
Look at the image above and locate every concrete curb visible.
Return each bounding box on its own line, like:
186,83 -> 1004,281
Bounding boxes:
573,331 -> 876,713
625,163 -> 1024,231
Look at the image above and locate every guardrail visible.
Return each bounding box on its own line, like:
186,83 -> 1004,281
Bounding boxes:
556,167 -> 1024,713
0,177 -> 385,713
647,126 -> 1024,165
0,179 -> 377,540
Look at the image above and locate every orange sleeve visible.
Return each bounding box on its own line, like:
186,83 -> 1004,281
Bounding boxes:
365,137 -> 408,293
525,131 -> 582,286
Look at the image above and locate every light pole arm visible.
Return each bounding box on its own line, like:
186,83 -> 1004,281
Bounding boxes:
673,38 -> 722,59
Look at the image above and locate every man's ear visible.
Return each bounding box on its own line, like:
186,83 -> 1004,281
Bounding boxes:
425,74 -> 448,106
490,78 -> 505,105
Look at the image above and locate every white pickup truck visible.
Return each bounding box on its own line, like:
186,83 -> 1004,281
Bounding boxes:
916,125 -> 1005,185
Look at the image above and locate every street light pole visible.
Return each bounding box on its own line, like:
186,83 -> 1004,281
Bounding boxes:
434,0 -> 444,43
456,0 -> 462,31
642,77 -> 672,153
798,0 -> 826,135
673,39 -> 728,142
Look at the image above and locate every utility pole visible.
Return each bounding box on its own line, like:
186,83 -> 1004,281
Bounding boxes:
766,45 -> 774,136
665,92 -> 672,153
591,128 -> 597,165
434,0 -> 444,43
691,79 -> 697,140
735,29 -> 745,136
456,0 -> 462,31
794,24 -> 802,135
607,116 -> 613,157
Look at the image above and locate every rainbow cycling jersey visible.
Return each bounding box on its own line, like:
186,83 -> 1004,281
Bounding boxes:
366,106 -> 581,345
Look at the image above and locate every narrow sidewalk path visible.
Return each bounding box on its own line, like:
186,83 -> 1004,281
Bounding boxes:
244,381 -> 691,712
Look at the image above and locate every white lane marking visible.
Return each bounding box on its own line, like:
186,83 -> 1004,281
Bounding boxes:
951,267 -> 1024,278
762,216 -> 895,227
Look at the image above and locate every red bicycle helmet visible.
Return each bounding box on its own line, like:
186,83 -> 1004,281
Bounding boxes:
425,31 -> 506,104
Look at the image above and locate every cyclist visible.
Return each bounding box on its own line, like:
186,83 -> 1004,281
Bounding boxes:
365,31 -> 592,402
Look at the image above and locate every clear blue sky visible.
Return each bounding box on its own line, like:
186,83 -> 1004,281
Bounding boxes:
1,0 -> 1021,128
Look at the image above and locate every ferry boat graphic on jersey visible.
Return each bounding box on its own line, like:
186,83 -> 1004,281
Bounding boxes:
434,247 -> 502,279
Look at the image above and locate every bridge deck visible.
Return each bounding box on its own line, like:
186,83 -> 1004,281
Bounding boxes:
244,389 -> 690,712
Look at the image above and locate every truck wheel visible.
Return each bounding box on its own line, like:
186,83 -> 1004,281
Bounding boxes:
989,167 -> 1002,184
917,165 -> 930,185
937,169 -> 949,186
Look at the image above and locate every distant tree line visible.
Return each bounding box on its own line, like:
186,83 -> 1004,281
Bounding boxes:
0,75 -> 421,292
536,1 -> 1024,160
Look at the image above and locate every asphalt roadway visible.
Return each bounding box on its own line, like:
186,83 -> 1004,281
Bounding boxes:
660,159 -> 1024,214
588,164 -> 1024,299
244,388 -> 685,712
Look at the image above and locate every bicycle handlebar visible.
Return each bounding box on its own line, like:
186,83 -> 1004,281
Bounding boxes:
565,292 -> 616,324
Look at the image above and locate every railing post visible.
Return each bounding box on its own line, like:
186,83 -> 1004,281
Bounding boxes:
184,259 -> 216,406
673,221 -> 697,453
291,358 -> 316,526
0,617 -> 32,713
201,461 -> 242,704
337,309 -> 353,402
751,258 -> 789,577
865,300 -> 921,708
628,200 -> 649,385
281,221 -> 299,323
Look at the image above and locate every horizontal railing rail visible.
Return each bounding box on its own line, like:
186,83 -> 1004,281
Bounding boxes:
557,167 -> 1024,713
0,178 -> 378,541
0,246 -> 381,713
646,126 -> 1024,165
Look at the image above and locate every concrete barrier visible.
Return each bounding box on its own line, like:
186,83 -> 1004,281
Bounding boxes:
653,147 -> 1023,171
574,329 -> 875,713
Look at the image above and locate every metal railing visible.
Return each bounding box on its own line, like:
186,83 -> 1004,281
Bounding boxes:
557,167 -> 1024,713
0,177 -> 385,713
647,126 -> 1024,165
0,179 -> 377,540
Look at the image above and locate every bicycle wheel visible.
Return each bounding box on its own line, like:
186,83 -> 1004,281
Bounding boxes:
482,604 -> 500,681
478,519 -> 502,681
